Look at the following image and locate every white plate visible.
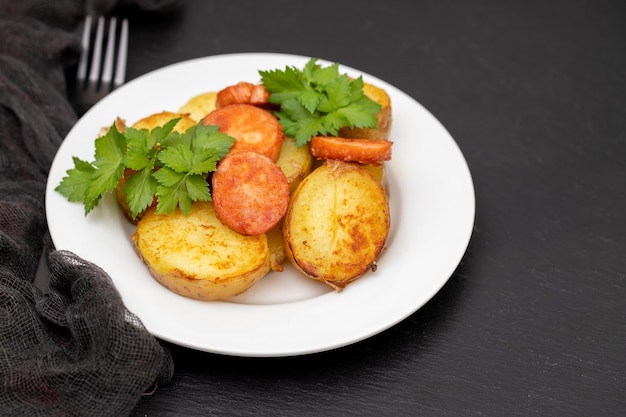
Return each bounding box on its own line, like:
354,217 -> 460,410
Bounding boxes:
46,53 -> 475,357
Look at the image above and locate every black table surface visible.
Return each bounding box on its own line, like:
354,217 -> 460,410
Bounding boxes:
118,1 -> 626,416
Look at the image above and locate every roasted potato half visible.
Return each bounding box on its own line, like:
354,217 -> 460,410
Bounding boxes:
131,110 -> 197,132
363,163 -> 385,184
339,82 -> 392,139
178,91 -> 218,123
265,220 -> 286,272
132,201 -> 271,300
282,160 -> 390,290
276,136 -> 313,194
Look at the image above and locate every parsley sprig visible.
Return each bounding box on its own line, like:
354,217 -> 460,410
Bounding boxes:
55,119 -> 235,218
259,58 -> 381,147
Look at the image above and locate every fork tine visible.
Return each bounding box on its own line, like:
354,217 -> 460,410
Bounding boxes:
101,17 -> 117,89
76,15 -> 92,84
88,16 -> 105,86
114,18 -> 129,88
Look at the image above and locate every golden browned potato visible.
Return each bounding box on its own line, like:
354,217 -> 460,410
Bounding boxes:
115,111 -> 197,223
131,110 -> 197,132
282,160 -> 390,290
265,220 -> 286,272
275,136 -> 313,194
362,163 -> 385,184
178,91 -> 218,123
132,201 -> 271,301
338,82 -> 392,139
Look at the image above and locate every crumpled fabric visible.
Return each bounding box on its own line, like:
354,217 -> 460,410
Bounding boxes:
0,0 -> 183,415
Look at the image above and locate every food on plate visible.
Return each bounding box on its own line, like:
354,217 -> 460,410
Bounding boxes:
282,160 -> 390,290
178,91 -> 217,122
275,136 -> 313,193
131,110 -> 197,132
115,168 -> 146,224
339,82 -> 392,139
215,81 -> 270,108
211,150 -> 290,236
115,111 -> 198,223
259,58 -> 381,147
132,201 -> 271,300
265,222 -> 286,272
362,163 -> 385,184
202,103 -> 283,161
310,136 -> 392,164
262,136 -> 314,272
56,57 -> 395,299
187,91 -> 313,193
56,111 -> 234,220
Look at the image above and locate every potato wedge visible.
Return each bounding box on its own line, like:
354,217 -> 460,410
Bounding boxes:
115,111 -> 197,224
282,160 -> 390,290
132,201 -> 271,301
266,220 -> 286,272
178,91 -> 218,122
338,82 -> 392,139
275,136 -> 313,194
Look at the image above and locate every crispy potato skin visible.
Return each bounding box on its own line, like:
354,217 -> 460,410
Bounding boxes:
132,202 -> 271,300
339,82 -> 392,139
282,160 -> 390,290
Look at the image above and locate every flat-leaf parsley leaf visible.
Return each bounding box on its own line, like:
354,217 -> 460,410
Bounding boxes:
259,58 -> 381,147
55,119 -> 234,218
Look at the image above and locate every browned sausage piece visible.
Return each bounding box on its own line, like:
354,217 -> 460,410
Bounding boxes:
202,103 -> 284,162
212,151 -> 290,236
215,82 -> 270,108
310,136 -> 393,164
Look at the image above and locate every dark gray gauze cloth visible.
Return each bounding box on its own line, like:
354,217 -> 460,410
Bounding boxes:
0,0 -> 180,415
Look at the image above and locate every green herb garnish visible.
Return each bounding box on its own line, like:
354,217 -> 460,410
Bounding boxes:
260,58 -> 381,147
55,119 -> 235,218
